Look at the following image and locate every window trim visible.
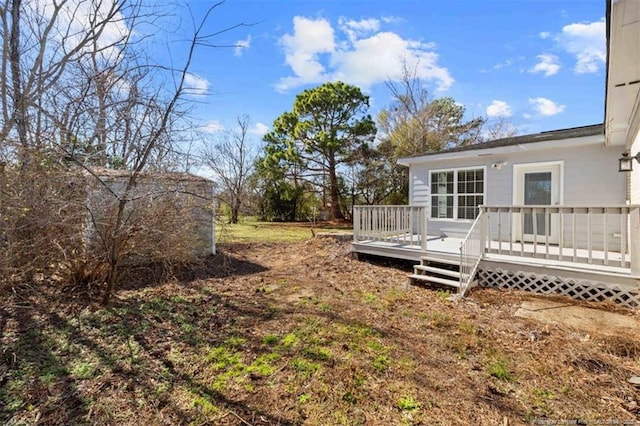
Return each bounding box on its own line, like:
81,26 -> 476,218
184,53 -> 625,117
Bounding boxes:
429,165 -> 487,222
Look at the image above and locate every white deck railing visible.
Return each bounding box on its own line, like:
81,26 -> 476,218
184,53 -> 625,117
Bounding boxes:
482,205 -> 638,268
353,205 -> 427,250
459,211 -> 486,297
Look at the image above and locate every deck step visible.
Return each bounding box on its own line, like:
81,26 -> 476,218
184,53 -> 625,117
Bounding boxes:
420,256 -> 459,266
414,265 -> 460,278
408,274 -> 460,288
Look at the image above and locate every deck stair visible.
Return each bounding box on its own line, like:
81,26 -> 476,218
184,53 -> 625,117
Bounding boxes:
409,256 -> 460,289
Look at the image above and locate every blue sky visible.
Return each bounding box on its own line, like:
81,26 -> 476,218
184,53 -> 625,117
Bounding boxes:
167,0 -> 607,141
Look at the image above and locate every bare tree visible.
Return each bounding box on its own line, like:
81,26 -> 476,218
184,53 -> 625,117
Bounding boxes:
201,115 -> 258,224
0,1 -> 245,305
378,63 -> 485,157
482,116 -> 519,140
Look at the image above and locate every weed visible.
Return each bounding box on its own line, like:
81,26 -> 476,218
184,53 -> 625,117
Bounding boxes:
397,396 -> 420,412
281,332 -> 299,349
435,289 -> 451,301
298,393 -> 311,404
533,388 -> 554,399
70,361 -> 98,380
372,355 -> 390,372
206,346 -> 242,371
305,346 -> 333,362
428,311 -> 452,328
170,295 -> 188,304
488,358 -> 514,382
193,395 -> 219,415
262,334 -> 279,346
342,391 -> 356,404
291,357 -> 320,378
247,353 -> 280,376
319,303 -> 333,312
363,292 -> 377,303
225,336 -> 247,347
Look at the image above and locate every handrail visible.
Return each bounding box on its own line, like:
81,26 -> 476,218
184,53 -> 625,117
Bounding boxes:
458,211 -> 486,297
480,205 -> 634,269
352,205 -> 427,249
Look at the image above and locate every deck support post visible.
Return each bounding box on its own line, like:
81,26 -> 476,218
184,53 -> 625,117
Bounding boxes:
420,207 -> 427,251
353,206 -> 360,243
630,206 -> 640,276
480,207 -> 488,257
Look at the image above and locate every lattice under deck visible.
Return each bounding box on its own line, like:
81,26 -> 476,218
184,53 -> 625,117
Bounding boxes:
477,268 -> 640,309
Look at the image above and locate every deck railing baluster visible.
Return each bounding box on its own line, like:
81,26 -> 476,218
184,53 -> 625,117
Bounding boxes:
603,208 -> 609,266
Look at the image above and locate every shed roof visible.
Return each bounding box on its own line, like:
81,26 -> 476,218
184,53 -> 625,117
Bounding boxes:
86,167 -> 213,184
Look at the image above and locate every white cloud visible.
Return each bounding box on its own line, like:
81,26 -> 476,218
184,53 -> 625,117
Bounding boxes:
184,73 -> 210,97
486,100 -> 513,118
235,35 -> 252,57
557,18 -> 605,74
276,16 -> 452,93
381,16 -> 404,24
493,58 -> 513,70
539,31 -> 551,39
201,120 -> 224,133
529,54 -> 560,77
338,17 -> 380,42
528,97 -> 566,116
249,122 -> 269,136
278,16 -> 336,90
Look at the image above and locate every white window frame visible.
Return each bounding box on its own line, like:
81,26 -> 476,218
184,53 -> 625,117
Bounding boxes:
429,166 -> 487,222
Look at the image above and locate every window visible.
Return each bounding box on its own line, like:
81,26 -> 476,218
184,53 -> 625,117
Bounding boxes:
430,168 -> 484,220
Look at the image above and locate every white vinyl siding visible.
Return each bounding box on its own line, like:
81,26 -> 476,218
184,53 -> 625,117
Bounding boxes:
430,168 -> 484,220
408,141 -> 625,238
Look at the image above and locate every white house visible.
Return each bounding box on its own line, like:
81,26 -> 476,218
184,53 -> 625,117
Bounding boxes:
352,0 -> 640,308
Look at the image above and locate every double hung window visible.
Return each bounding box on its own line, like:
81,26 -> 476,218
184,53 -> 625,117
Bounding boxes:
430,168 -> 484,220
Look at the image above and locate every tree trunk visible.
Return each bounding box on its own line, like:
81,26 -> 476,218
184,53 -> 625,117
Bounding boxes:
229,198 -> 240,224
328,155 -> 344,220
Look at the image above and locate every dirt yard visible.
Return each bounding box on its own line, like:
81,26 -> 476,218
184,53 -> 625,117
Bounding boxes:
1,236 -> 639,425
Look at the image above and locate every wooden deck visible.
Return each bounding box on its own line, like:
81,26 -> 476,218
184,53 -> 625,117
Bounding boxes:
352,233 -> 634,277
351,205 -> 640,306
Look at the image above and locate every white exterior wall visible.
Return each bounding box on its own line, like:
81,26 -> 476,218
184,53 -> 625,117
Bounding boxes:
630,129 -> 640,204
409,142 -> 626,238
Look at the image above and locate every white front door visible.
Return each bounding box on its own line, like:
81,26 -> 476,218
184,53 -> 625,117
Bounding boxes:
514,162 -> 562,243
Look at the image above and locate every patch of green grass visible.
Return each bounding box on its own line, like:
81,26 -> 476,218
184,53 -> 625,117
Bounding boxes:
298,393 -> 311,404
225,336 -> 247,347
488,358 -> 515,382
70,361 -> 98,380
533,388 -> 554,400
304,346 -> 333,362
363,292 -> 377,303
192,395 -> 220,415
170,295 -> 188,304
372,355 -> 390,372
206,346 -> 242,371
216,217 -> 348,244
435,289 -> 451,301
291,357 -> 320,378
247,353 -> 280,376
397,396 -> 420,412
427,311 -> 452,329
319,303 -> 333,312
262,334 -> 279,346
281,332 -> 299,349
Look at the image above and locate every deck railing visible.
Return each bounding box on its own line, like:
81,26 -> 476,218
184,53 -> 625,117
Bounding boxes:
459,211 -> 486,297
482,205 -> 638,268
353,205 -> 427,250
